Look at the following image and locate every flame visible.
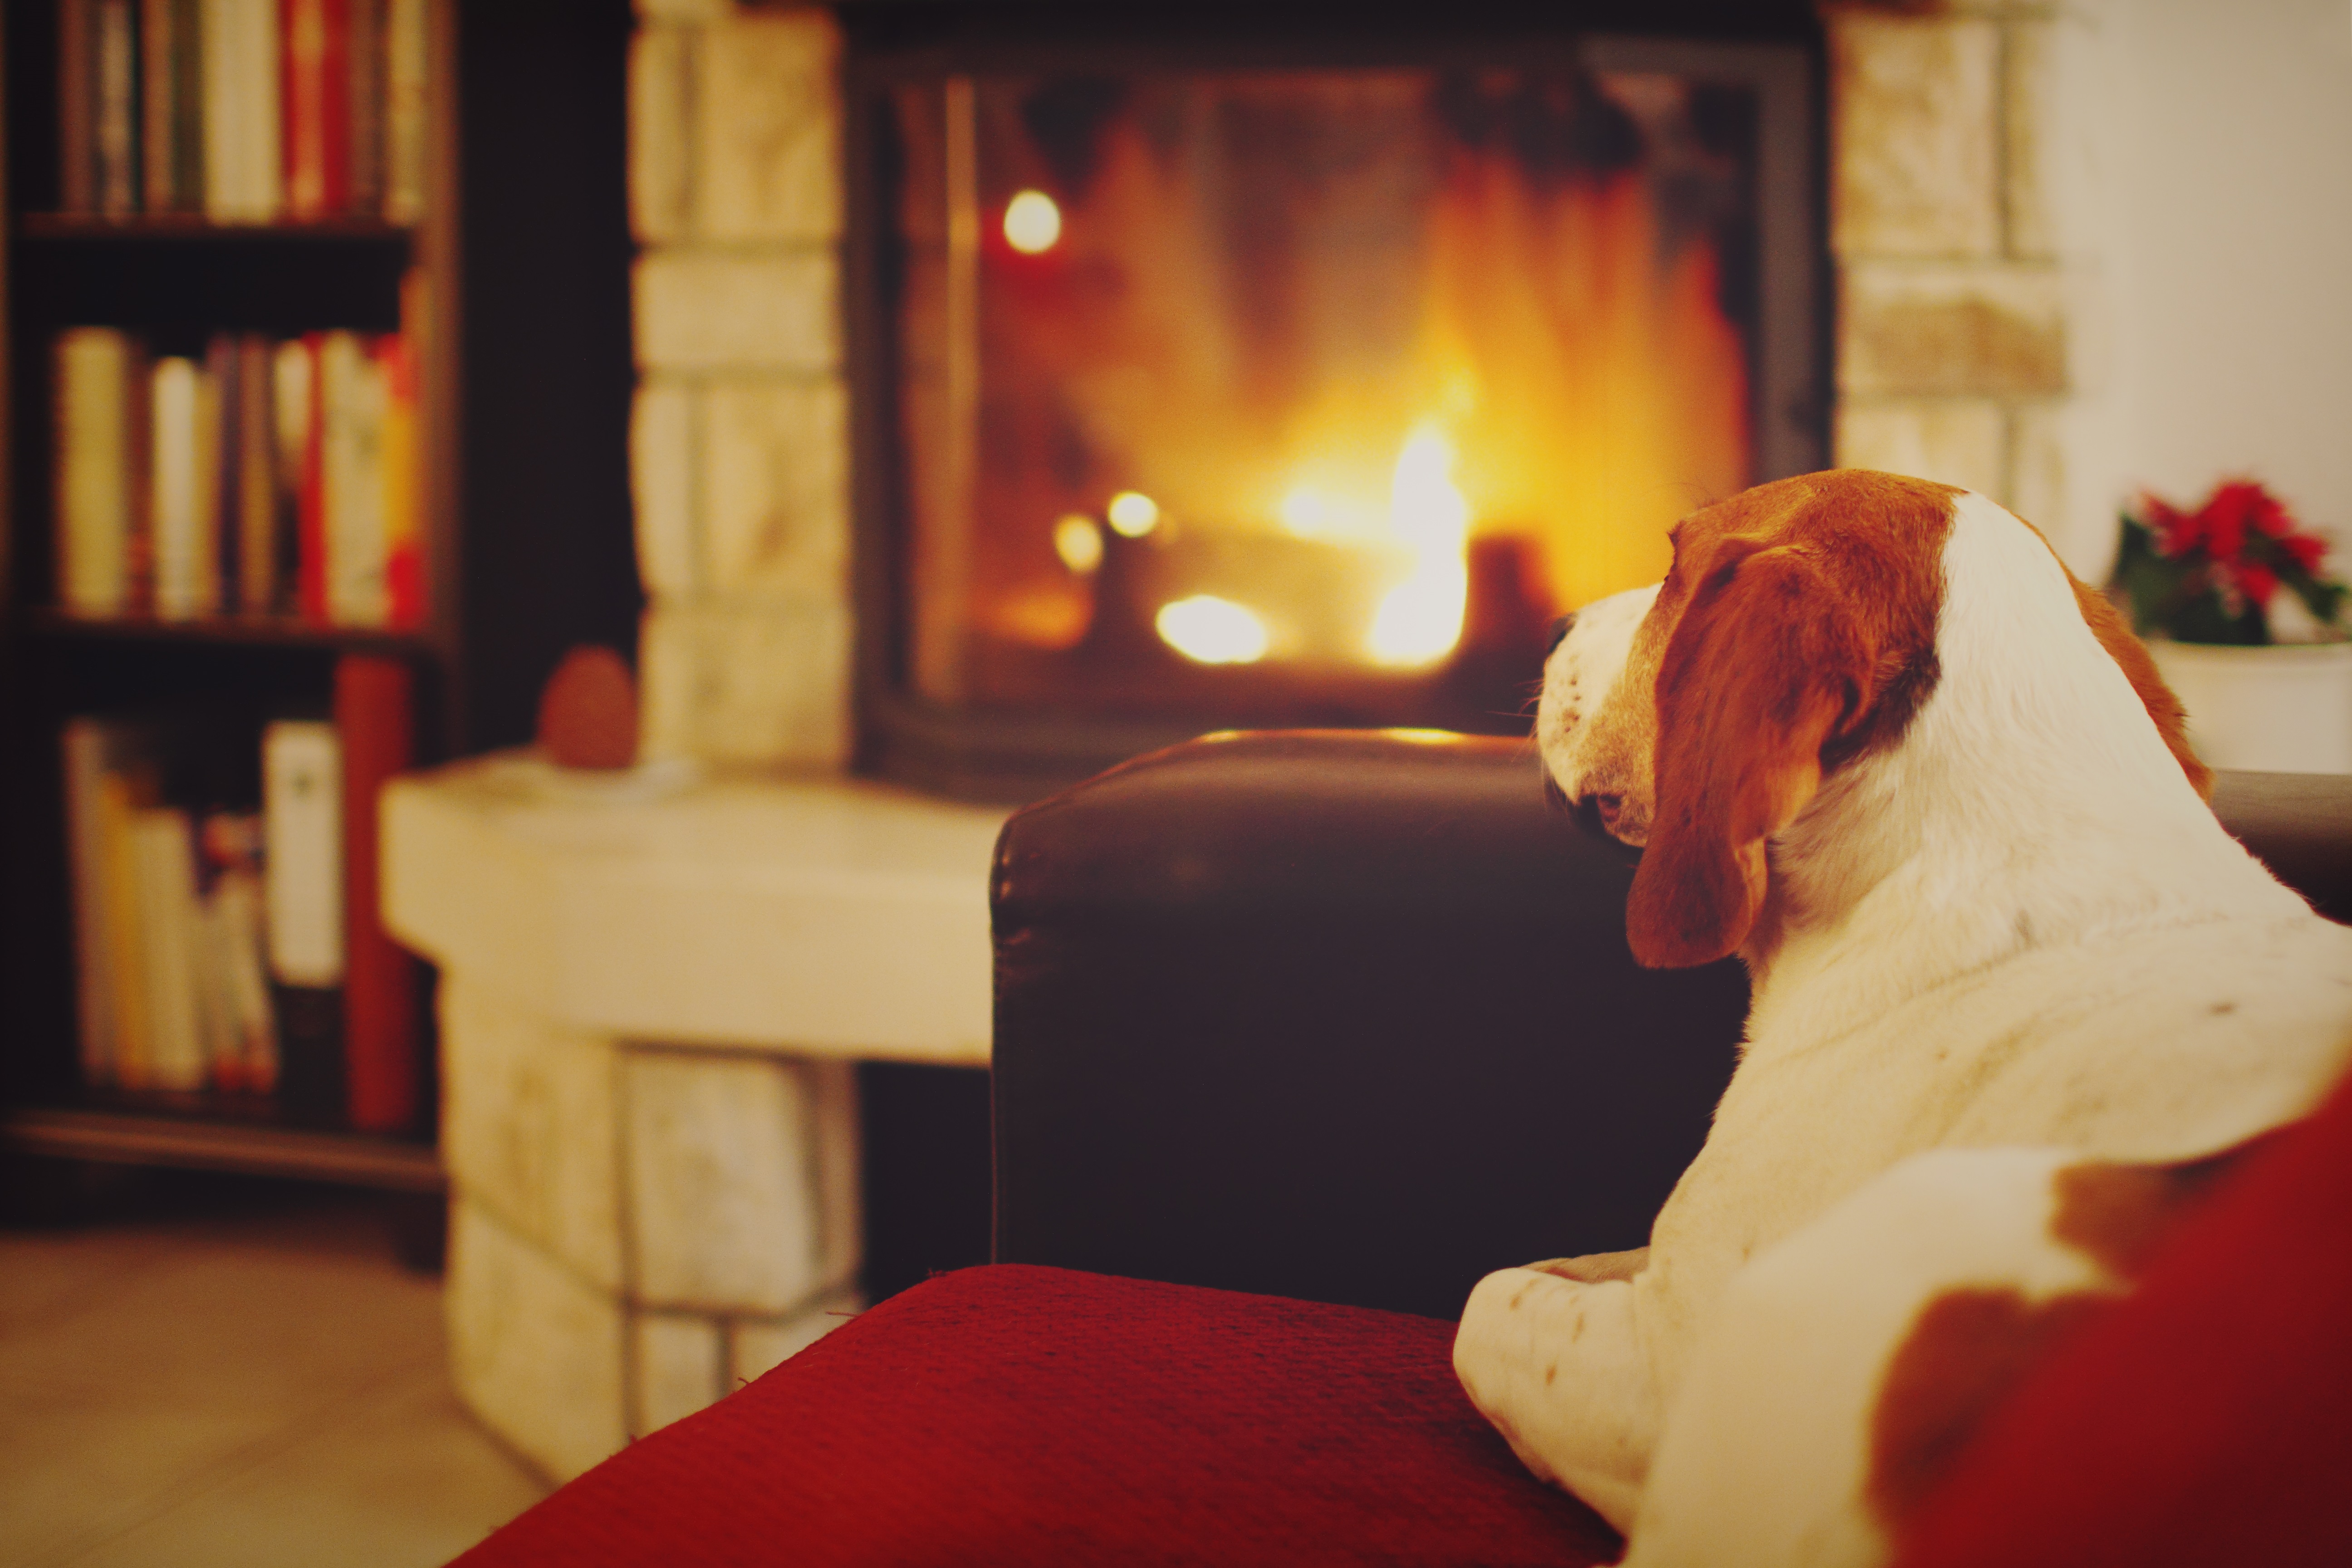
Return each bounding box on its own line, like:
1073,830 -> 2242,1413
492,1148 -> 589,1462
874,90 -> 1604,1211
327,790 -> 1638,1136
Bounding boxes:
1157,595 -> 1270,663
1367,426 -> 1470,666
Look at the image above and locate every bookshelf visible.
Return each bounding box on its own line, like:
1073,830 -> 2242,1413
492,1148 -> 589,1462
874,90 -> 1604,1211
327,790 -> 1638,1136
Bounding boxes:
2,0 -> 642,1205
0,0 -> 462,1193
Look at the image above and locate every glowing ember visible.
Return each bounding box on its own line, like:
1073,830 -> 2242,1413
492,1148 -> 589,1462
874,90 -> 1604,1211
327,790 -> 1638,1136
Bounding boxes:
1156,595 -> 1269,664
1004,189 -> 1062,254
1054,514 -> 1104,573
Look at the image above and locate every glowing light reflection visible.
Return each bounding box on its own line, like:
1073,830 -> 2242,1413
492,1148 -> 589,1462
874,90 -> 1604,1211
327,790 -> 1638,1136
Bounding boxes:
1107,490 -> 1161,538
1004,190 -> 1063,254
1053,514 -> 1103,573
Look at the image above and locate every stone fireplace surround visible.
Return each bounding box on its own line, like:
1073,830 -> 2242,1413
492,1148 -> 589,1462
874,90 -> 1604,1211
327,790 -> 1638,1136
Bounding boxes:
392,0 -> 2112,1482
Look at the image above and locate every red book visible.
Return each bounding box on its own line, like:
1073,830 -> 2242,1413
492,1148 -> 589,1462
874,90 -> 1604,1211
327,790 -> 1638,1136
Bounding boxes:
334,652 -> 417,1133
282,0 -> 350,219
296,333 -> 328,622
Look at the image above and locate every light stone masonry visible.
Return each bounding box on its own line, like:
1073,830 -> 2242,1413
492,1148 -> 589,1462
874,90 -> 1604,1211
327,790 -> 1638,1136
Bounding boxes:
696,14 -> 840,244
1828,1 -> 2098,537
702,377 -> 849,602
634,250 -> 841,375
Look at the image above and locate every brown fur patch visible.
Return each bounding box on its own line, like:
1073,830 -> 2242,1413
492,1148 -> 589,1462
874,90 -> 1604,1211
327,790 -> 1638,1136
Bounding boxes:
1626,470 -> 1958,968
2052,1129 -> 2288,1280
1868,1287 -> 2111,1530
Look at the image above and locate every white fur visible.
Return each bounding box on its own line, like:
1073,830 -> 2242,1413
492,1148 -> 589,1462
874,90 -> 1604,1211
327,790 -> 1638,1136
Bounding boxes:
1454,490 -> 2352,1559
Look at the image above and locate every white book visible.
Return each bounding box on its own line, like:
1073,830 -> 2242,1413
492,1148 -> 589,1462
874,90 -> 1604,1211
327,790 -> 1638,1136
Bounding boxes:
132,808 -> 208,1091
320,332 -> 391,626
151,356 -> 223,620
201,0 -> 283,221
263,720 -> 344,987
55,329 -> 138,617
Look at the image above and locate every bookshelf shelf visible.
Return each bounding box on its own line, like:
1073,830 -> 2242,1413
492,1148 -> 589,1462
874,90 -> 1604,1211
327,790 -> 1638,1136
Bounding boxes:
0,1104 -> 442,1192
18,213 -> 416,244
26,608 -> 437,659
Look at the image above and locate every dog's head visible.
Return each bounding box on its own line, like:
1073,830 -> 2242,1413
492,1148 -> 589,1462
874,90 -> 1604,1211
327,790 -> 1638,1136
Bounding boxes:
1539,470 -> 2207,970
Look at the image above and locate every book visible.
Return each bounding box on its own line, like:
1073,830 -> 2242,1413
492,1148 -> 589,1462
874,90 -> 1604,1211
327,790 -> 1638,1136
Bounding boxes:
263,719 -> 343,988
140,0 -> 204,214
202,0 -> 282,221
132,804 -> 209,1089
319,329 -> 389,626
235,333 -> 280,612
61,0 -> 98,214
382,0 -> 426,224
345,0 -> 385,218
149,353 -> 223,619
63,720 -> 127,1083
55,328 -> 144,616
379,332 -> 421,627
335,654 -> 417,1132
199,812 -> 279,1091
96,0 -> 142,217
281,0 -> 352,220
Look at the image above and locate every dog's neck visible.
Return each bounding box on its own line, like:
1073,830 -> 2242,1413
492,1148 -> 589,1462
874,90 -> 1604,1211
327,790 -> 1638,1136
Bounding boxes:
1737,491 -> 2305,1052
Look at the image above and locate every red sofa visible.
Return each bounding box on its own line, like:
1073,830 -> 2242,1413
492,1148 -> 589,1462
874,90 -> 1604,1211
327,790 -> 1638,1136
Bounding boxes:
454,735 -> 2352,1566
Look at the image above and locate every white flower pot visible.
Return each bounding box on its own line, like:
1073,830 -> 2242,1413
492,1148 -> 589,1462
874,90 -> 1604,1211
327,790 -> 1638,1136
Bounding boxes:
2146,639 -> 2352,775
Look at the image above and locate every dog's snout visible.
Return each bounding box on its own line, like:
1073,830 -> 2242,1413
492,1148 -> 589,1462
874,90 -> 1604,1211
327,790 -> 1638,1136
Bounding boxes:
1594,794 -> 1624,831
1547,612 -> 1578,656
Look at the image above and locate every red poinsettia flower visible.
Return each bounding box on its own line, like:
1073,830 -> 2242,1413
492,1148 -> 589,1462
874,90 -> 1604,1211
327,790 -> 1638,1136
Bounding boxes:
2237,562 -> 2279,608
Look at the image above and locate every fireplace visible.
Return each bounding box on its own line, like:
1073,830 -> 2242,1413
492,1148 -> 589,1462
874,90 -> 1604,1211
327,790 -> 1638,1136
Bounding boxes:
843,7 -> 1824,799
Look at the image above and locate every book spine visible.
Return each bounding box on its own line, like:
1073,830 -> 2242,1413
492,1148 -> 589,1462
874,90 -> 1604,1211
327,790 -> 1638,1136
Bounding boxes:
296,333 -> 328,622
319,330 -> 389,626
345,0 -> 383,217
380,332 -> 422,627
335,654 -> 417,1134
62,720 -> 122,1085
98,770 -> 154,1087
140,0 -> 176,211
96,0 -> 141,217
212,861 -> 279,1092
271,336 -> 312,615
54,329 -> 137,616
201,0 -> 255,220
237,334 -> 279,613
262,720 -> 343,987
382,0 -> 425,223
172,0 -> 206,211
207,333 -> 240,612
316,0 -> 352,216
62,0 -> 98,214
282,0 -> 325,220
134,808 -> 208,1090
150,355 -> 211,619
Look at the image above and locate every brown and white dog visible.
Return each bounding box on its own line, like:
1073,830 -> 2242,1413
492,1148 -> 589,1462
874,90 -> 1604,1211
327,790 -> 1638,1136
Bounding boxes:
1453,470 -> 2352,1564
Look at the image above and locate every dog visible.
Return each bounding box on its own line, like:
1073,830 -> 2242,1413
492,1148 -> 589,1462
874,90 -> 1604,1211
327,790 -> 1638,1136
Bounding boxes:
1452,470 -> 2352,1564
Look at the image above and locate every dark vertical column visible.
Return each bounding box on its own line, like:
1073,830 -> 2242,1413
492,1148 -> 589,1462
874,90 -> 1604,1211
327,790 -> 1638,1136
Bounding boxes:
454,0 -> 642,755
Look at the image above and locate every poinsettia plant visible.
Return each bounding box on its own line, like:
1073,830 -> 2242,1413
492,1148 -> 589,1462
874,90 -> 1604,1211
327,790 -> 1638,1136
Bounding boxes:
2111,479 -> 2347,645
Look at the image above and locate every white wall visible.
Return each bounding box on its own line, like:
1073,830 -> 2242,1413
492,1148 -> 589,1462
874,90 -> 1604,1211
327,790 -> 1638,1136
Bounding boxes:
2101,0 -> 2352,547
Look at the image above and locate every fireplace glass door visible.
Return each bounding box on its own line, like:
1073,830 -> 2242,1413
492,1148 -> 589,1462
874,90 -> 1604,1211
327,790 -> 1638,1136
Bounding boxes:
866,38 -> 1818,792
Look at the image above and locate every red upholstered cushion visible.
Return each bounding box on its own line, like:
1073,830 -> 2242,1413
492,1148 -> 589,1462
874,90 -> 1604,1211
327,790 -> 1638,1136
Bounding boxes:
1896,1062 -> 2352,1568
452,1264 -> 1618,1567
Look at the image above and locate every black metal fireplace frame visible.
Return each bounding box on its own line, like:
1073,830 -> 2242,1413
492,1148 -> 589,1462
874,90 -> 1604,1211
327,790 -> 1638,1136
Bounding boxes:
840,2 -> 1827,803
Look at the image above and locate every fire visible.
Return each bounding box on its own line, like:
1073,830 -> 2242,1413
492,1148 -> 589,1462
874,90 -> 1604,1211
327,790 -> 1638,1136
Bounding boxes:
1366,426 -> 1470,667
1157,595 -> 1269,664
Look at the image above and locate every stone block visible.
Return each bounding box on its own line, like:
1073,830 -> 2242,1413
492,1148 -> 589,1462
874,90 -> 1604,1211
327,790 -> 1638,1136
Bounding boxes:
2003,18 -> 2057,259
697,13 -> 841,243
702,377 -> 849,600
730,1288 -> 862,1387
632,380 -> 699,598
635,250 -> 839,375
628,26 -> 691,245
635,595 -> 851,767
446,1201 -> 627,1483
1831,13 -> 2000,259
1835,397 -> 2008,502
636,0 -> 731,20
625,1050 -> 853,1312
632,1311 -> 726,1436
439,978 -> 624,1289
1840,261 -> 2066,397
2007,399 -> 2068,536
808,1058 -> 864,1289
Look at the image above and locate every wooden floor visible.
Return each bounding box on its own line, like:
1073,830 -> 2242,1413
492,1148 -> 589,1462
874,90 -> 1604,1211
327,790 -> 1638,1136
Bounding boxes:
0,1186 -> 545,1568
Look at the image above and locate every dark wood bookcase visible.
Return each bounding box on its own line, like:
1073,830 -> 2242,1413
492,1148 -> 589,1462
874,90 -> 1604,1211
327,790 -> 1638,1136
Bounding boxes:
0,0 -> 642,1198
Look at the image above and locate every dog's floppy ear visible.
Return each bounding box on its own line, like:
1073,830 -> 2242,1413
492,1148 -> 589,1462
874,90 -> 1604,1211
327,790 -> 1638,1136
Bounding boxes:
1627,539 -> 1865,969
